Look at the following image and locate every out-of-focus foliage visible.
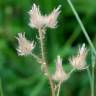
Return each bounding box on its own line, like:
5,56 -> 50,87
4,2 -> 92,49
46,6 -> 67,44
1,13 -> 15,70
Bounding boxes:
0,0 -> 96,96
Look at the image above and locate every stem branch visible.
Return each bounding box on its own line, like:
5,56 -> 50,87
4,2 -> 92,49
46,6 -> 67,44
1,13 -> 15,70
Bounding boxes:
56,82 -> 62,96
38,28 -> 46,63
38,28 -> 55,96
31,53 -> 41,62
69,68 -> 76,75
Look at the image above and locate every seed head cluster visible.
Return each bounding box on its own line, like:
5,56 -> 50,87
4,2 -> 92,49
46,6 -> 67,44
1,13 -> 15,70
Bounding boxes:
28,4 -> 61,29
16,3 -> 88,85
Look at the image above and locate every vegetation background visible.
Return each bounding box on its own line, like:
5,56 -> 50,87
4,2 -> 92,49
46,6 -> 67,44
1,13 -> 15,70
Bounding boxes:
0,0 -> 96,96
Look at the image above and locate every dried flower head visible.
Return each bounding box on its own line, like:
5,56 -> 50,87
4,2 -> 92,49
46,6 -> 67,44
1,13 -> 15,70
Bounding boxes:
28,4 -> 44,29
45,5 -> 61,28
16,32 -> 35,56
52,56 -> 69,82
28,3 -> 61,29
69,43 -> 88,70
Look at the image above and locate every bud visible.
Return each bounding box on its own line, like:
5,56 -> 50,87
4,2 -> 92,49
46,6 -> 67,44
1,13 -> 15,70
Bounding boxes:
52,56 -> 69,82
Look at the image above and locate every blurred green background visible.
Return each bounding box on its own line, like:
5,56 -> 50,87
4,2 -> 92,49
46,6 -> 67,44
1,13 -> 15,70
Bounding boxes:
0,0 -> 96,96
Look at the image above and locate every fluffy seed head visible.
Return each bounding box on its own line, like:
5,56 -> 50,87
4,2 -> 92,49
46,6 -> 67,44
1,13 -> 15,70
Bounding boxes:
69,43 -> 88,70
28,4 -> 45,29
28,3 -> 61,29
16,32 -> 35,56
52,56 -> 69,82
45,5 -> 61,28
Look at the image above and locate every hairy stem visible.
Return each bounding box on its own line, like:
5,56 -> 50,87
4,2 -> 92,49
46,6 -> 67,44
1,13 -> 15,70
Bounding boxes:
69,68 -> 76,75
31,53 -> 41,62
38,28 -> 46,63
67,0 -> 96,56
38,28 -> 55,96
0,79 -> 3,96
56,82 -> 62,96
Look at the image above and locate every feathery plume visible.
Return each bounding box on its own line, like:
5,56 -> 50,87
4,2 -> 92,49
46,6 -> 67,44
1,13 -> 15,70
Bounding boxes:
28,4 -> 45,29
16,32 -> 35,56
28,4 -> 61,29
45,5 -> 61,28
69,43 -> 88,70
